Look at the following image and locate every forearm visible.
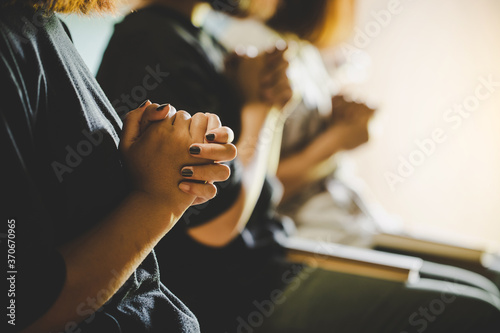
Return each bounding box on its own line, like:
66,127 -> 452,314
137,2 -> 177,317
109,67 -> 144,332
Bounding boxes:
188,186 -> 246,247
23,192 -> 182,333
235,103 -> 270,165
277,129 -> 341,200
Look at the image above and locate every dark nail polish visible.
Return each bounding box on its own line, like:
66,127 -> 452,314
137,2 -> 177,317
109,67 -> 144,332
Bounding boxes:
157,103 -> 170,111
139,100 -> 149,108
206,133 -> 215,141
189,146 -> 201,155
181,168 -> 194,177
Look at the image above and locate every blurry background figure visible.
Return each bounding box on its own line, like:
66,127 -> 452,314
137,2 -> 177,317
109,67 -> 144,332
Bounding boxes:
196,0 -> 500,277
199,0 -> 390,247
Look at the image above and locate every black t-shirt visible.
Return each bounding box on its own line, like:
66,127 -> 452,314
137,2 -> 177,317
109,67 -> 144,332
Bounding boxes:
0,6 -> 199,332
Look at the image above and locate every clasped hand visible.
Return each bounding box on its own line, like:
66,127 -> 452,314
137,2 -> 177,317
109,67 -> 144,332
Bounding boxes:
120,101 -> 237,215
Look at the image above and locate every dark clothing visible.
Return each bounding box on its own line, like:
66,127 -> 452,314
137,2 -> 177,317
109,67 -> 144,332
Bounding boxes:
97,5 -> 241,140
97,5 -> 244,230
1,7 -> 198,332
155,180 -> 294,333
97,6 -> 500,333
98,6 -> 292,331
98,5 -> 284,249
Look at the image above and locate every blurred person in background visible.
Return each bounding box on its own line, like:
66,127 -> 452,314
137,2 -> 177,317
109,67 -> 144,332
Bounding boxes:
207,0 -> 500,282
97,0 -> 500,332
209,0 -> 380,246
268,0 -> 378,246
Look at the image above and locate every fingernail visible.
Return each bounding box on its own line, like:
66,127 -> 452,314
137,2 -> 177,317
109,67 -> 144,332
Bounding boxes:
139,100 -> 149,108
205,133 -> 215,141
189,146 -> 201,155
181,168 -> 194,177
157,103 -> 170,111
179,183 -> 190,192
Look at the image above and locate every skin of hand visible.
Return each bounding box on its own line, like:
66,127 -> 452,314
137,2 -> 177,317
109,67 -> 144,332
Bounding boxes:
328,95 -> 375,152
120,102 -> 237,214
136,100 -> 237,205
224,46 -> 293,166
260,47 -> 293,108
225,46 -> 292,109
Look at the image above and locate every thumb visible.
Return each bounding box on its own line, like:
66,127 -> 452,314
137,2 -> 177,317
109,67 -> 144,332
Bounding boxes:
140,103 -> 176,134
120,101 -> 150,152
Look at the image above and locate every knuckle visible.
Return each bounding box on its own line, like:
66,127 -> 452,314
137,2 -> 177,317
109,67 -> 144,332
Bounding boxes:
192,112 -> 206,121
222,127 -> 234,143
208,113 -> 221,123
123,110 -> 135,122
217,129 -> 228,140
176,110 -> 192,119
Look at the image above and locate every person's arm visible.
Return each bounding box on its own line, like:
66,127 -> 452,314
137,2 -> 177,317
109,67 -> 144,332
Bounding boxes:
26,192 -> 184,333
0,43 -> 232,330
98,32 -> 291,247
277,96 -> 374,201
187,103 -> 283,246
187,49 -> 292,247
277,124 -> 344,201
136,101 -> 236,205
21,105 -> 235,332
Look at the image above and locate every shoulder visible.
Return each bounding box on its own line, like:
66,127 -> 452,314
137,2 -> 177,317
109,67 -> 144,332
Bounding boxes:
114,8 -> 190,47
0,8 -> 42,133
108,7 -> 205,64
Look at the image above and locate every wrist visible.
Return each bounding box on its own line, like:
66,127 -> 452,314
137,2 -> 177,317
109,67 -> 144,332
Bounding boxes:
127,190 -> 188,224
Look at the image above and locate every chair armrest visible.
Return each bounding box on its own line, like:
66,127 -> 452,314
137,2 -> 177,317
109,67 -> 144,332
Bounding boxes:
283,237 -> 423,283
372,233 -> 486,263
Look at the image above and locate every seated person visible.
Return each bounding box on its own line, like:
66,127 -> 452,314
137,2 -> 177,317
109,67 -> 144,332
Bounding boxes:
97,0 -> 500,332
204,0 -> 380,245
0,1 -> 237,332
205,0 -> 500,272
269,0 -> 379,246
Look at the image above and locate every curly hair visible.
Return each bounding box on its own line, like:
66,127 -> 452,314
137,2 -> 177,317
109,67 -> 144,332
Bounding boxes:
0,0 -> 115,14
